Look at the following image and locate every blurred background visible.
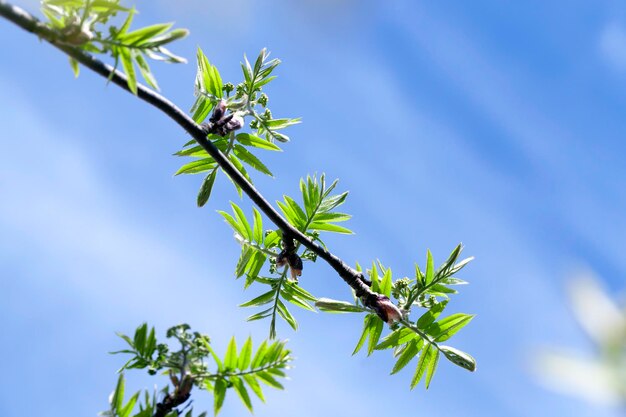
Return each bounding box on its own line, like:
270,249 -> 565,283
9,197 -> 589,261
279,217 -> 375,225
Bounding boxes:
1,0 -> 626,416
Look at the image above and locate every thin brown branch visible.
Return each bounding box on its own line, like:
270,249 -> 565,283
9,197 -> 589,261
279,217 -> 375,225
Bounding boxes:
0,0 -> 382,313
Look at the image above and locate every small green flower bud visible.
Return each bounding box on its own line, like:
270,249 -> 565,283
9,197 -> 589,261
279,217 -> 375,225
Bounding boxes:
258,93 -> 269,107
223,82 -> 234,95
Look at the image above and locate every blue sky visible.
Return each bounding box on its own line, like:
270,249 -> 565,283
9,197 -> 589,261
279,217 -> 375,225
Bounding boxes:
1,1 -> 626,416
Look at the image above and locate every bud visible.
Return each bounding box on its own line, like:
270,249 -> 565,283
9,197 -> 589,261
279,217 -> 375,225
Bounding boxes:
372,295 -> 403,325
210,99 -> 227,123
287,252 -> 303,280
223,83 -> 235,95
276,250 -> 288,267
225,114 -> 244,132
178,375 -> 194,396
258,93 -> 269,107
169,370 -> 180,387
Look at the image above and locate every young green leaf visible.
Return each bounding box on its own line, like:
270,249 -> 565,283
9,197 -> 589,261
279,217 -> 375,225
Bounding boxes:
440,345 -> 476,372
236,133 -> 281,151
238,337 -> 253,370
367,317 -> 384,356
315,298 -> 366,313
424,349 -> 440,389
425,250 -> 435,285
230,376 -> 252,412
197,169 -> 218,207
426,313 -> 475,342
224,337 -> 238,370
391,338 -> 422,375
118,47 -> 137,95
411,343 -> 434,389
213,378 -> 227,416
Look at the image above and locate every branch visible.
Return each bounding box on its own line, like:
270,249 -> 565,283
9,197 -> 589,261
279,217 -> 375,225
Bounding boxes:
0,1 -> 384,313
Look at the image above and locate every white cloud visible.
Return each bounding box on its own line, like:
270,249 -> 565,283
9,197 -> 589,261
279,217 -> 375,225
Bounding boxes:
600,23 -> 626,72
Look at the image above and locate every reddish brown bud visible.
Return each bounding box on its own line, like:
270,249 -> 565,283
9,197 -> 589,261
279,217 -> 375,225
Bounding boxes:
276,250 -> 288,267
287,253 -> 303,279
373,295 -> 403,324
210,99 -> 227,123
225,114 -> 244,132
169,371 -> 180,387
178,375 -> 194,396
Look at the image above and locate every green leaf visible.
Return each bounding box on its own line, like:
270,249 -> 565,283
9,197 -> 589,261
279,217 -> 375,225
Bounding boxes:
119,392 -> 139,417
370,263 -> 380,293
227,154 -> 252,195
374,327 -> 418,350
190,96 -> 212,124
230,376 -> 253,412
315,298 -> 366,313
243,374 -> 265,402
239,290 -> 275,307
280,285 -> 315,312
436,244 -> 462,277
69,56 -> 79,77
264,118 -> 301,130
238,337 -> 253,370
218,211 -> 245,237
312,212 -> 351,223
175,158 -> 216,175
235,248 -> 253,278
213,378 -> 227,416
440,345 -> 476,372
380,268 -> 392,297
224,337 -> 238,370
256,371 -> 284,390
427,313 -> 475,342
284,281 -> 317,302
352,314 -> 373,355
283,196 -> 307,228
246,308 -> 273,322
112,373 -> 125,412
230,202 -> 252,240
441,277 -> 469,286
145,28 -> 189,47
391,338 -> 422,375
252,208 -> 263,243
117,8 -> 135,35
367,317 -> 384,356
449,257 -> 474,275
197,169 -> 218,207
277,201 -> 303,230
236,133 -> 281,151
276,299 -> 297,330
307,222 -> 353,234
425,349 -> 440,389
251,340 -> 267,369
196,48 -> 223,98
134,52 -> 159,90
425,250 -> 434,285
118,47 -> 137,95
411,343 -> 433,389
121,23 -> 172,45
233,145 -> 273,176
416,300 -> 448,330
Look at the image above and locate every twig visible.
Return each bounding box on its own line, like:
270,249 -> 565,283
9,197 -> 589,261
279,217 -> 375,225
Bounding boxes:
0,0 -> 383,314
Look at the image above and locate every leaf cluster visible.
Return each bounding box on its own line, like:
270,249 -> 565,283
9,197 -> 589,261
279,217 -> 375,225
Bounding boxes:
215,174 -> 352,339
176,48 -> 300,207
104,323 -> 292,417
41,0 -> 188,92
316,245 -> 476,389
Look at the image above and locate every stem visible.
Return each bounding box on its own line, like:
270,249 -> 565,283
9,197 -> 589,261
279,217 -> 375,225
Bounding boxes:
269,267 -> 290,339
399,319 -> 444,354
0,0 -> 380,311
197,360 -> 288,380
